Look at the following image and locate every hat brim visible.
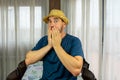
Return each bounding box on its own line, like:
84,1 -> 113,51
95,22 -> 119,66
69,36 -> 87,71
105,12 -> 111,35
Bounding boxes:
43,15 -> 69,25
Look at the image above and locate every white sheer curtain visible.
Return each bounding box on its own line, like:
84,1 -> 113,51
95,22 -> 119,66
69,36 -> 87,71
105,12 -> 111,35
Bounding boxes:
1,0 -> 120,80
61,0 -> 120,80
0,0 -> 49,80
103,0 -> 120,80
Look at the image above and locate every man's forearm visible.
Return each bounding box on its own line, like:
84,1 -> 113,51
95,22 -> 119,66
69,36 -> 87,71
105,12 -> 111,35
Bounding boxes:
53,45 -> 83,76
25,45 -> 52,65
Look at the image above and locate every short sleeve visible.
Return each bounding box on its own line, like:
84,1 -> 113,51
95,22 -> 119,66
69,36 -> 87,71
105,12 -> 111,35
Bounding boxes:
32,36 -> 47,51
70,37 -> 84,58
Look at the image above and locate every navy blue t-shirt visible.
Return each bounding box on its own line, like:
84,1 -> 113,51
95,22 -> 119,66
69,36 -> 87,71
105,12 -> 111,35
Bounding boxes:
32,34 -> 84,80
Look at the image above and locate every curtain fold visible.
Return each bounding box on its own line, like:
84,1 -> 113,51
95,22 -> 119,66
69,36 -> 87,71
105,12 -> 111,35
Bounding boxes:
0,0 -> 49,80
61,0 -> 120,80
0,0 -> 120,80
103,0 -> 120,80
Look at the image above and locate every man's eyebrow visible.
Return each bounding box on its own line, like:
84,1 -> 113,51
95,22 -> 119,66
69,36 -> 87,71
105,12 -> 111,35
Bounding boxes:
54,17 -> 64,22
48,18 -> 52,22
48,18 -> 50,21
48,17 -> 60,22
54,17 -> 59,20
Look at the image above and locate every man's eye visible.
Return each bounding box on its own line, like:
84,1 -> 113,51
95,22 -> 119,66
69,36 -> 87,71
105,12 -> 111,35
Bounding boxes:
54,19 -> 58,23
48,20 -> 51,23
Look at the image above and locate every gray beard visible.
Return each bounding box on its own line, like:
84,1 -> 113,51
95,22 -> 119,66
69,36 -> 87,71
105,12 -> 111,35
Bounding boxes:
59,27 -> 63,33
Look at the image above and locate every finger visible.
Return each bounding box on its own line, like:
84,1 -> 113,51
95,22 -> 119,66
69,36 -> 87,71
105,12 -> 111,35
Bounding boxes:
53,27 -> 59,35
54,28 -> 61,38
48,28 -> 52,39
52,30 -> 56,39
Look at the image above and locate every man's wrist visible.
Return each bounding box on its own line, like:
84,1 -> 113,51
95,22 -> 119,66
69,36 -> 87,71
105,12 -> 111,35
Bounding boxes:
47,44 -> 52,49
53,44 -> 61,50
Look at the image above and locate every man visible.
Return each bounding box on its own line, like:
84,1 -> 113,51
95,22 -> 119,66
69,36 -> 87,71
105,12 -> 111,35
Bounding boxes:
7,9 -> 84,80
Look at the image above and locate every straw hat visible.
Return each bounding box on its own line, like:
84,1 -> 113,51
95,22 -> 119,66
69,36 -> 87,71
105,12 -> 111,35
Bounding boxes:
43,9 -> 69,24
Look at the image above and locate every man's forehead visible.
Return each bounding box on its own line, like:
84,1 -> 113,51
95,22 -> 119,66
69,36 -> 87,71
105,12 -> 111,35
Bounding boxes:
48,16 -> 60,20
